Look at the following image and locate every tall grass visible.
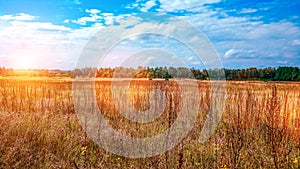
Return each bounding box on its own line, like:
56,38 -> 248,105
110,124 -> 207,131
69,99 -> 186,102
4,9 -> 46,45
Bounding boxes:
0,78 -> 299,168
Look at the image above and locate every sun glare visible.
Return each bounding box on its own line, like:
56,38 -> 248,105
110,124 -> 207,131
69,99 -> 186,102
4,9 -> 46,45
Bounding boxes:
15,56 -> 35,69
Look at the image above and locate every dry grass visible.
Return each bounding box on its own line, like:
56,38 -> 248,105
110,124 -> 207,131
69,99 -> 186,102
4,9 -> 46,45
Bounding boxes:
0,78 -> 299,168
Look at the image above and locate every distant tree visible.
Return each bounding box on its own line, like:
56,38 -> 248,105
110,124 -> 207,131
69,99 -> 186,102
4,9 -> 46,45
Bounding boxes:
274,67 -> 300,81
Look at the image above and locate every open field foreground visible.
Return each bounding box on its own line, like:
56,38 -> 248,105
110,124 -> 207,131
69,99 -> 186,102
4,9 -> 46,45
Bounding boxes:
0,78 -> 299,168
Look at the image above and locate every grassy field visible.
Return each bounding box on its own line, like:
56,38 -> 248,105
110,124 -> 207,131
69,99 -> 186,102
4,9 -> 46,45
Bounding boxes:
0,78 -> 299,168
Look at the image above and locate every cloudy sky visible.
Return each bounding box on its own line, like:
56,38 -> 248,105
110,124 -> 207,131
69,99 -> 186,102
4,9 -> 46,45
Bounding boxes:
0,0 -> 299,69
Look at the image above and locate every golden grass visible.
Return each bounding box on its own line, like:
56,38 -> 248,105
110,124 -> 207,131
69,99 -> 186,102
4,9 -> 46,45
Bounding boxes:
0,78 -> 299,168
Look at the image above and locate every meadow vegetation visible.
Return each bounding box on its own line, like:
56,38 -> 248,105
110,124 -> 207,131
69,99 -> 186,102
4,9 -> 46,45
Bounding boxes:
0,77 -> 299,168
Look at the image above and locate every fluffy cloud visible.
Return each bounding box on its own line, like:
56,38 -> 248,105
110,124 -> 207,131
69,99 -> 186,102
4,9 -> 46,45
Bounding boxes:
140,0 -> 157,12
74,5 -> 300,68
0,13 -> 105,69
71,9 -> 102,25
71,9 -> 120,26
101,13 -> 114,25
125,0 -> 300,67
129,0 -> 221,12
85,9 -> 101,15
0,13 -> 36,21
0,10 -> 146,69
9,21 -> 71,31
173,8 -> 300,66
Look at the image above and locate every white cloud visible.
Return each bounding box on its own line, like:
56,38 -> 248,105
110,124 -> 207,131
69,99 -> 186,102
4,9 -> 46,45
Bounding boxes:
240,8 -> 257,14
140,0 -> 157,12
71,9 -> 120,26
292,39 -> 300,45
246,21 -> 299,39
101,13 -> 114,25
158,0 -> 221,12
85,9 -> 101,15
129,0 -> 221,12
64,19 -> 70,23
9,21 -> 71,31
0,17 -> 105,69
71,9 -> 102,25
177,8 -> 300,62
72,16 -> 100,25
0,13 -> 36,21
70,2 -> 300,67
129,0 -> 300,62
116,15 -> 141,26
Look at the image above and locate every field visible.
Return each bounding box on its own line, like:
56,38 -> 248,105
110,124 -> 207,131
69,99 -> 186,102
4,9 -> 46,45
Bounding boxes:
0,77 -> 299,168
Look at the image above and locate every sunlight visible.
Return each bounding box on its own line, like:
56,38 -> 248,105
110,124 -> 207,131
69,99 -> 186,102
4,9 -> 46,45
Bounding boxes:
15,55 -> 35,69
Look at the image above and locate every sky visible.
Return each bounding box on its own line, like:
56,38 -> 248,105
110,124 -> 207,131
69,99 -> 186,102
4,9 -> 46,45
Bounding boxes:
0,0 -> 299,69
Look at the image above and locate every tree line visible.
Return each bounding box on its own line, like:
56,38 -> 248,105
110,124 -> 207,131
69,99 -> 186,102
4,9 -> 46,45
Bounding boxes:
0,66 -> 300,81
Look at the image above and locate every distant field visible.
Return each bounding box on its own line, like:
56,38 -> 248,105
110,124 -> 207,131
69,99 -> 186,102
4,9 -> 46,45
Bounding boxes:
0,78 -> 299,168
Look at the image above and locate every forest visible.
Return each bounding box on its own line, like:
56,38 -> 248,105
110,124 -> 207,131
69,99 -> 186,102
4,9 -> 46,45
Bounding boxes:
0,66 -> 300,81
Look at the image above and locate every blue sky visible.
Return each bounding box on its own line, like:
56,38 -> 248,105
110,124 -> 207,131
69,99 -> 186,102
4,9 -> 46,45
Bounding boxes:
0,0 -> 299,69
